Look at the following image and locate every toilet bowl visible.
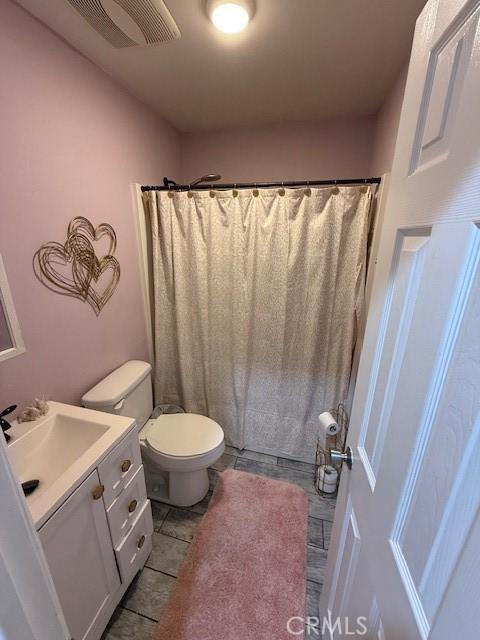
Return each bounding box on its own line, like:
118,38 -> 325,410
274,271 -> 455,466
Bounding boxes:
139,413 -> 224,506
82,360 -> 225,507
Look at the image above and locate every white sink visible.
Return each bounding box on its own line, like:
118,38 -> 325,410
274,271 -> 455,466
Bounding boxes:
9,414 -> 109,498
7,401 -> 135,529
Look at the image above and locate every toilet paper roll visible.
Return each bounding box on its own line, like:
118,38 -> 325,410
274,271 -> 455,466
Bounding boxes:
318,411 -> 341,437
319,465 -> 338,485
317,465 -> 338,494
318,480 -> 337,494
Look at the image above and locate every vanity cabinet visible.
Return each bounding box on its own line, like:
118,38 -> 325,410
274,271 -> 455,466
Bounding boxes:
38,428 -> 153,640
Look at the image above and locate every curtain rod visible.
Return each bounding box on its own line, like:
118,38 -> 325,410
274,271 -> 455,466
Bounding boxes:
141,177 -> 382,192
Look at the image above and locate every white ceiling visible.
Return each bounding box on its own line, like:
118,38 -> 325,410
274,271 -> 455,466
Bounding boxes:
17,0 -> 427,132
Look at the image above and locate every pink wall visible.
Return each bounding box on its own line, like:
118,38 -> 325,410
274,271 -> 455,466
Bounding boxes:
0,1 -> 180,416
180,117 -> 376,184
370,64 -> 409,176
179,63 -> 410,186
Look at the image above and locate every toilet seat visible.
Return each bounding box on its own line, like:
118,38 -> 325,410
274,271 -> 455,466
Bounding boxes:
143,413 -> 224,458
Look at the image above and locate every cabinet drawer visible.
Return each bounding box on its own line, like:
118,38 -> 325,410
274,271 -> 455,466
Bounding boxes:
115,500 -> 153,583
98,429 -> 142,508
107,465 -> 148,547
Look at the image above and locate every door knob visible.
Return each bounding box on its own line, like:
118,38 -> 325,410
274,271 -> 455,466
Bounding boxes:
329,446 -> 353,469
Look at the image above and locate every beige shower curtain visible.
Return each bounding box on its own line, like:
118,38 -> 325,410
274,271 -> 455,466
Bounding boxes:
144,185 -> 375,461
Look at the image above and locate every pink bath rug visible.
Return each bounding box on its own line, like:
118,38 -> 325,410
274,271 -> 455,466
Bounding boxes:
151,468 -> 308,640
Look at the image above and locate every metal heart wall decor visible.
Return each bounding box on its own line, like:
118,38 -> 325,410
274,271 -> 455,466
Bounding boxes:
33,216 -> 120,316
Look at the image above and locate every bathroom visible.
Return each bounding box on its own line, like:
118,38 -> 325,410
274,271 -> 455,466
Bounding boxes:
1,0 -> 479,639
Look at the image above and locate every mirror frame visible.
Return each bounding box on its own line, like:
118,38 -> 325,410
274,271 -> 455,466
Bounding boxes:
0,253 -> 25,363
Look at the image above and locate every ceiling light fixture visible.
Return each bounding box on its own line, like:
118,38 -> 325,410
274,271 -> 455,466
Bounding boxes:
207,0 -> 254,34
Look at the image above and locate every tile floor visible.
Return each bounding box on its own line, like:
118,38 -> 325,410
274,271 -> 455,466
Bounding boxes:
101,446 -> 335,639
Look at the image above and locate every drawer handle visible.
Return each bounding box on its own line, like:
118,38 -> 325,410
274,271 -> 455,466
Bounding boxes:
121,459 -> 132,473
137,535 -> 146,549
92,484 -> 105,500
128,499 -> 138,514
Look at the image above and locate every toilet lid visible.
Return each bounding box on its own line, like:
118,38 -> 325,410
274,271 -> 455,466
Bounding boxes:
145,413 -> 224,457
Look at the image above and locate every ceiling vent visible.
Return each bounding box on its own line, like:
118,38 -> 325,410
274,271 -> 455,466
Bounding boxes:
67,0 -> 181,47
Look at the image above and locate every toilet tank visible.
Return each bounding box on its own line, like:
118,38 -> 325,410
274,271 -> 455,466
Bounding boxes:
82,360 -> 153,430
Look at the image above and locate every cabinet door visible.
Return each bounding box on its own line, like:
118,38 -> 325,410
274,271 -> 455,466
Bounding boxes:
39,469 -> 120,640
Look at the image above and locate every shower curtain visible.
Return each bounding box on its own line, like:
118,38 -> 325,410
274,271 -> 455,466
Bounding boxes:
144,185 -> 375,461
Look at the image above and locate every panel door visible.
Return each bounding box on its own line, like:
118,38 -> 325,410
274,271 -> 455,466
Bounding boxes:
320,1 -> 480,638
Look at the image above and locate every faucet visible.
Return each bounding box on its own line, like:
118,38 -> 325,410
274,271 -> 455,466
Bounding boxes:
0,405 -> 17,443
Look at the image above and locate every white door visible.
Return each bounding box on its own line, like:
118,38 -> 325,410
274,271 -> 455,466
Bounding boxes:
319,0 -> 480,638
39,469 -> 120,640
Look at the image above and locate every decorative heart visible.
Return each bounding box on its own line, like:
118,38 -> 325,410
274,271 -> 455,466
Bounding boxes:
86,255 -> 121,316
67,217 -> 117,258
33,240 -> 92,302
33,217 -> 120,315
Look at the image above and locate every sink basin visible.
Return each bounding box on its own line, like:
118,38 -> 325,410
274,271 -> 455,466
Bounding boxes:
9,414 -> 109,499
7,401 -> 135,528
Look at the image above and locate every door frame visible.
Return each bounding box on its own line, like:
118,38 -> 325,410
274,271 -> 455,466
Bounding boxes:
320,169 -> 399,626
133,183 -> 155,366
346,174 -> 390,411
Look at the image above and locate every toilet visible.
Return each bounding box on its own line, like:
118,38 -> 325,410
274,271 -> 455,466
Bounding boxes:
82,360 -> 225,507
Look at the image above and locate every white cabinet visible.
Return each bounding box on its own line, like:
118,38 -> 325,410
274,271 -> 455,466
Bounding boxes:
38,429 -> 153,640
39,469 -> 120,640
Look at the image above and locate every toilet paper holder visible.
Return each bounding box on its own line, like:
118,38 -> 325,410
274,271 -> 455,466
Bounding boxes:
314,402 -> 350,496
